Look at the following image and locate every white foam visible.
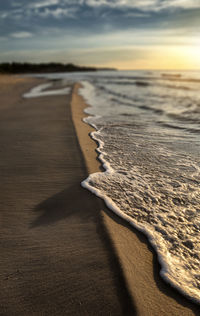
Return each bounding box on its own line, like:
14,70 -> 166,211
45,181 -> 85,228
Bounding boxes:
82,173 -> 200,304
23,82 -> 71,98
78,79 -> 200,305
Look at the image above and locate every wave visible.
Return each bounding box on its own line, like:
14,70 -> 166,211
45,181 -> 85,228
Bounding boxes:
165,84 -> 193,91
135,81 -> 150,87
162,73 -> 182,78
96,78 -> 195,93
81,117 -> 200,305
79,79 -> 200,304
159,122 -> 200,134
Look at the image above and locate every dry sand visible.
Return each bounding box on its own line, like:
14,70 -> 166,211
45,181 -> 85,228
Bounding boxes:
0,75 -> 134,315
71,83 -> 200,316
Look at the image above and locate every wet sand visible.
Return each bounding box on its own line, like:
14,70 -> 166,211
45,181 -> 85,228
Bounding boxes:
0,76 -> 134,315
71,83 -> 200,316
0,75 -> 199,315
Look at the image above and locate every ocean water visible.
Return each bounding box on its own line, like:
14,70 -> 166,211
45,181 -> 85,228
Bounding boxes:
31,70 -> 200,303
23,82 -> 71,98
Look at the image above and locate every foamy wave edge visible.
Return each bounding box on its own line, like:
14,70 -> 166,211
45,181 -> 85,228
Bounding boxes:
78,80 -> 200,305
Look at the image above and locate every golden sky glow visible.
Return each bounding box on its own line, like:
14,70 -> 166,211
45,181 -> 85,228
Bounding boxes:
125,46 -> 200,70
81,44 -> 200,70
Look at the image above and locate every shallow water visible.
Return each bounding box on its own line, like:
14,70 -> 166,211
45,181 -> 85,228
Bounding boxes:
34,70 -> 200,303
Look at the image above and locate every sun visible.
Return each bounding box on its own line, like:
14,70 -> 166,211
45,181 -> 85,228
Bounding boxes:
182,39 -> 200,69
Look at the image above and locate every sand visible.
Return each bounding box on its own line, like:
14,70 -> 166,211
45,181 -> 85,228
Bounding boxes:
71,83 -> 200,315
0,75 -> 134,315
0,75 -> 199,315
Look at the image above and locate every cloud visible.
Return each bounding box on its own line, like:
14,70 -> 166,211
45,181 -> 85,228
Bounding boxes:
10,32 -> 33,38
84,0 -> 157,9
80,0 -> 200,11
124,12 -> 150,18
28,0 -> 60,9
0,12 -> 8,18
0,0 -> 199,42
35,7 -> 77,18
161,0 -> 200,10
1,0 -> 200,26
3,0 -> 200,16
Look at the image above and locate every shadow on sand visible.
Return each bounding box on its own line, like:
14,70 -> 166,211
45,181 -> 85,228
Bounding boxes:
31,180 -> 200,315
31,182 -> 137,315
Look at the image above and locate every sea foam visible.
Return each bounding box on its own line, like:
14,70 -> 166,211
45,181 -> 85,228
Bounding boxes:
23,82 -> 71,98
79,76 -> 200,304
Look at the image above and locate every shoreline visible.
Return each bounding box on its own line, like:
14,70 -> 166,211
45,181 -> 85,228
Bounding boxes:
0,75 -> 199,315
71,82 -> 200,315
0,75 -> 135,315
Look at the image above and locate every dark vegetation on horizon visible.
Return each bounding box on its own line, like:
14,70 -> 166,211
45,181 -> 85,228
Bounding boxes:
0,62 -> 116,74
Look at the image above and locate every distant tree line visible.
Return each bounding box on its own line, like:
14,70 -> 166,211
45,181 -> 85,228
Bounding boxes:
0,62 -> 100,74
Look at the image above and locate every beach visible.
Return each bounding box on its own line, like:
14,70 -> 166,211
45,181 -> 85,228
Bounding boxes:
0,75 -> 199,315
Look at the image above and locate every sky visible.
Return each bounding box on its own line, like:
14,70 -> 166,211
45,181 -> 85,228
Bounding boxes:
0,0 -> 200,69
